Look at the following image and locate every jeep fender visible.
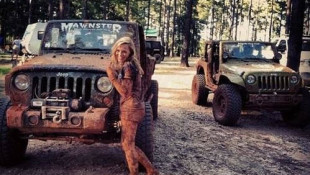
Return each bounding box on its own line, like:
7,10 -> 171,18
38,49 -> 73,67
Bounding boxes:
196,59 -> 208,75
219,73 -> 245,88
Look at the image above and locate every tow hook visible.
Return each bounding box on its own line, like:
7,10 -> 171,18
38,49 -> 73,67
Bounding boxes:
52,111 -> 62,124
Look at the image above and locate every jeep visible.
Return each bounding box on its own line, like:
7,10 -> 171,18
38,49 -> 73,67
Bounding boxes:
192,40 -> 310,126
275,36 -> 310,90
0,20 -> 159,166
145,40 -> 164,63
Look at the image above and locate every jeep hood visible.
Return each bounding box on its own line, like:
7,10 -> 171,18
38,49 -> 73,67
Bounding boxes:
223,60 -> 296,74
14,53 -> 111,72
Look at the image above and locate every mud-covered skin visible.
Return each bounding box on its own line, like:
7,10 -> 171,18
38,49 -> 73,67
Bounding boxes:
107,61 -> 158,174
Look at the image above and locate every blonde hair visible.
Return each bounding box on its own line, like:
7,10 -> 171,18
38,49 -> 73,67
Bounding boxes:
110,36 -> 144,75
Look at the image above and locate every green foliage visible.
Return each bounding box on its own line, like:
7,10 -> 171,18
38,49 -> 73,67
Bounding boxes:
0,68 -> 11,75
0,0 -> 309,56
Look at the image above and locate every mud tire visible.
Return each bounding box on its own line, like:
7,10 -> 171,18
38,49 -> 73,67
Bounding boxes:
0,97 -> 28,166
212,84 -> 242,126
136,103 -> 154,162
150,80 -> 159,120
281,88 -> 310,127
154,54 -> 162,64
192,74 -> 208,105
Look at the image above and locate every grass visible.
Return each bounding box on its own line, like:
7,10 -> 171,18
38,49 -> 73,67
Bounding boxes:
0,67 -> 11,75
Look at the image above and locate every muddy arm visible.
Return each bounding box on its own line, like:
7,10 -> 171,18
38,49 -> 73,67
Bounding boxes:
107,66 -> 133,97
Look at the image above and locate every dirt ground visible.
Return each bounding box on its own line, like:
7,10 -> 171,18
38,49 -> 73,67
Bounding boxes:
0,57 -> 310,175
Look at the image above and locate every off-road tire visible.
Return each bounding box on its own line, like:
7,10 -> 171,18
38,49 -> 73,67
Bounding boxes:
150,80 -> 159,120
192,74 -> 208,105
154,54 -> 161,64
212,84 -> 242,126
135,103 -> 154,162
281,88 -> 310,127
0,97 -> 28,166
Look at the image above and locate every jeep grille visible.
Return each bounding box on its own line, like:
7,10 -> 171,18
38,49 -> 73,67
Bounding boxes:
257,75 -> 289,91
31,73 -> 98,101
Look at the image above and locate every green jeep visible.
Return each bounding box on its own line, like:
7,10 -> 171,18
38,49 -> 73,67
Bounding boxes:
192,40 -> 310,126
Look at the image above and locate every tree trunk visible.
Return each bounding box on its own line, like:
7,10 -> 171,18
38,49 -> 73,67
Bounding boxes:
48,0 -> 53,20
102,0 -> 109,20
210,3 -> 215,39
235,0 -> 239,40
180,0 -> 193,67
229,0 -> 236,40
285,0 -> 292,34
147,0 -> 151,28
126,0 -> 130,21
165,0 -> 171,56
59,0 -> 64,19
161,0 -> 166,54
170,0 -> 177,57
159,0 -> 163,40
82,0 -> 88,19
219,2 -> 225,40
177,2 -> 182,56
248,0 -> 252,40
287,0 -> 305,71
28,0 -> 33,24
268,0 -> 274,42
306,2 -> 310,35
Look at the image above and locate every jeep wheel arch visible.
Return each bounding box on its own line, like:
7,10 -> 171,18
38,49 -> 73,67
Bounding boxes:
219,73 -> 245,88
0,97 -> 28,166
212,84 -> 242,126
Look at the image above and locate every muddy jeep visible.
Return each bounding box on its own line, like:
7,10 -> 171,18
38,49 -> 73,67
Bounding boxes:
192,40 -> 310,126
0,20 -> 159,166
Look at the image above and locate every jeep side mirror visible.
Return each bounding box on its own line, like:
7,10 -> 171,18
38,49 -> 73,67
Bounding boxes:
38,31 -> 44,40
277,45 -> 285,52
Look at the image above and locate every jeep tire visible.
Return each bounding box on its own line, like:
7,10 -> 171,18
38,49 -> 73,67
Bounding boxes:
150,80 -> 159,120
281,88 -> 310,127
0,97 -> 28,166
154,54 -> 161,64
212,84 -> 242,126
135,103 -> 154,162
192,74 -> 208,105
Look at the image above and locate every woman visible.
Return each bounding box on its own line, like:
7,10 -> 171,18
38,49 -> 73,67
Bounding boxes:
106,37 -> 159,175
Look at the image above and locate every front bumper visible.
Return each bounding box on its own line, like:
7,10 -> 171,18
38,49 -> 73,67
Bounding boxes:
246,93 -> 303,109
6,105 -> 110,134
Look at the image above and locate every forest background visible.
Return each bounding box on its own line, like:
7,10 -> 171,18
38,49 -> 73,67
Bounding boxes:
0,0 -> 309,69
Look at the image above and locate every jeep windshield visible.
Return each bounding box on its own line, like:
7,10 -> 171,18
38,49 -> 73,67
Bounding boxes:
223,42 -> 275,60
41,21 -> 137,54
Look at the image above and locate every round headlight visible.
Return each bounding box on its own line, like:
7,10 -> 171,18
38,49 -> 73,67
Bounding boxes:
97,77 -> 112,93
290,75 -> 298,84
246,75 -> 256,84
14,74 -> 30,91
